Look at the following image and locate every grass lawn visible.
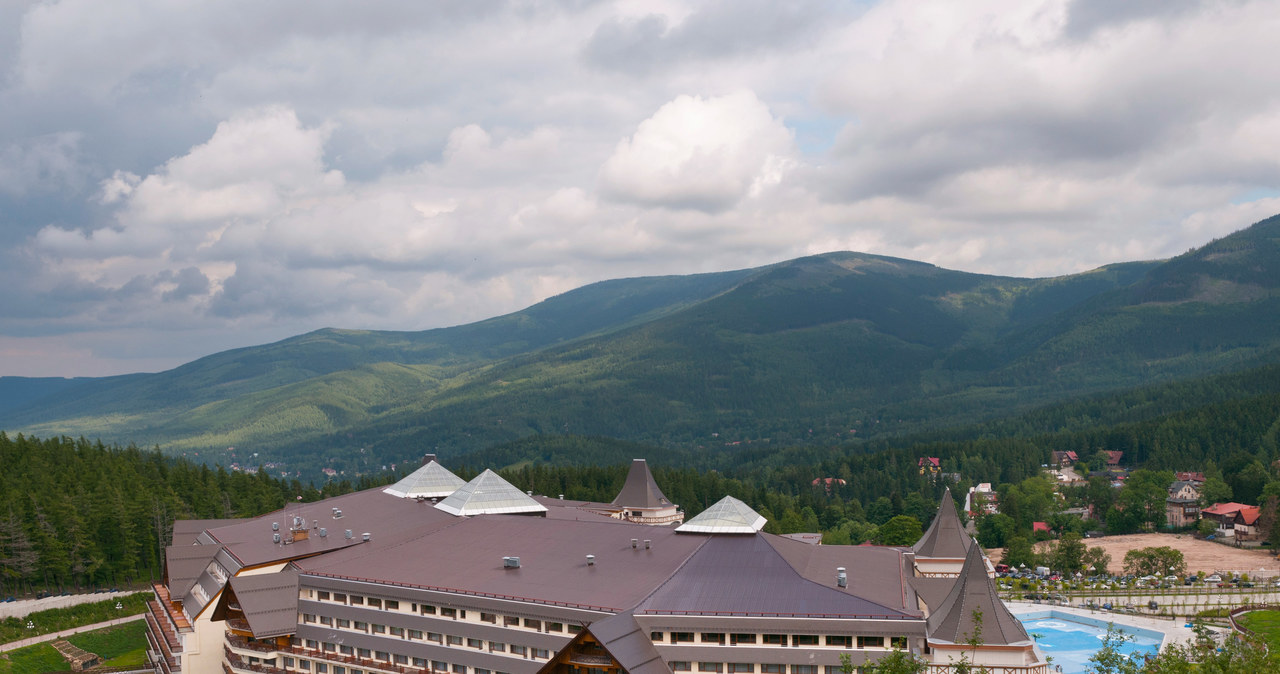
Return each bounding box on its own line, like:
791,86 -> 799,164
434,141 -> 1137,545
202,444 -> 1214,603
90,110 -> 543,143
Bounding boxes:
1237,609 -> 1280,652
0,643 -> 71,674
66,620 -> 148,667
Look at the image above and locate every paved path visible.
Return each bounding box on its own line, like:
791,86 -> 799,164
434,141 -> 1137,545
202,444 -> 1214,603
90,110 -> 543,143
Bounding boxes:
0,614 -> 144,653
0,591 -> 139,620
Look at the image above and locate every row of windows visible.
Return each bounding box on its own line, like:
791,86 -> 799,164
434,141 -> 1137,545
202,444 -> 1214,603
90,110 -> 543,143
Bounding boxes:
307,592 -> 580,636
299,637 -> 549,662
672,664 -> 861,674
654,633 -> 906,650
286,655 -> 511,674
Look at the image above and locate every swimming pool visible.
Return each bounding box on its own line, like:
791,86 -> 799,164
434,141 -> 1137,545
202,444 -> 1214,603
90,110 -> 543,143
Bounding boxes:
1019,612 -> 1163,674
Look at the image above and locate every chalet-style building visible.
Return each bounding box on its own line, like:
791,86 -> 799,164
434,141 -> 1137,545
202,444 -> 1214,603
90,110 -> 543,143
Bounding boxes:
147,460 -> 1048,674
918,458 -> 941,477
1165,481 -> 1201,529
1201,502 -> 1261,539
1049,451 -> 1077,467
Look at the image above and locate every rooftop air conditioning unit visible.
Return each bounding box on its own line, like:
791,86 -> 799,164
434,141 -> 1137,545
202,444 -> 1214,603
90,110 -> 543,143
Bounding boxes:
503,556 -> 521,569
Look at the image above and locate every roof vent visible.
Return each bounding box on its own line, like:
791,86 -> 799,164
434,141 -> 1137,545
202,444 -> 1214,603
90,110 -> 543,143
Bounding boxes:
362,532 -> 371,542
273,533 -> 281,544
644,539 -> 651,550
312,520 -> 318,529
559,494 -> 564,500
837,567 -> 847,588
503,556 -> 521,569
631,538 -> 638,549
332,508 -> 343,518
586,555 -> 595,566
272,522 -> 279,531
526,490 -> 533,496
319,528 -> 327,538
344,529 -> 353,540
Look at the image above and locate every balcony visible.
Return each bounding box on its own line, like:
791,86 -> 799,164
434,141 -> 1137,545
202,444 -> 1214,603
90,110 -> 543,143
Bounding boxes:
566,652 -> 614,667
145,612 -> 181,672
281,644 -> 438,674
227,635 -> 281,655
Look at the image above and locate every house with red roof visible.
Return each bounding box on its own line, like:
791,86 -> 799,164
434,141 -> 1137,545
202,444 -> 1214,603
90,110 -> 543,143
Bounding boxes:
1202,502 -> 1254,538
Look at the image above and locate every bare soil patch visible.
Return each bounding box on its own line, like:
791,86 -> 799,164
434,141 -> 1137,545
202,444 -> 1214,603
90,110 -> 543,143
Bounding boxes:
989,532 -> 1280,576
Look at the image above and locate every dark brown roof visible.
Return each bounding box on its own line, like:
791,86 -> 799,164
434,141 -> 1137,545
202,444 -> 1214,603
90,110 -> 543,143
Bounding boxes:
212,567 -> 300,638
612,459 -> 671,510
298,513 -> 709,612
581,611 -> 667,674
636,534 -> 915,618
907,576 -> 956,612
926,543 -> 1029,645
172,519 -> 246,547
165,543 -> 222,597
763,534 -> 917,613
912,488 -> 971,559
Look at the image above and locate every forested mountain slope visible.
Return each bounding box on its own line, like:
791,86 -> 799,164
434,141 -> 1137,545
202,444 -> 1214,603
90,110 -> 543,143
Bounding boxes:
3,214 -> 1279,479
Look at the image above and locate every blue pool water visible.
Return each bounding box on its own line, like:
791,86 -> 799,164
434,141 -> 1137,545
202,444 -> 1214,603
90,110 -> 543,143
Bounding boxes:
1019,614 -> 1162,674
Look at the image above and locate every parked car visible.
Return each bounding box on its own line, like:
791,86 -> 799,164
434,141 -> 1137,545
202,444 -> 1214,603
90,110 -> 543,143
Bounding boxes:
1206,574 -> 1223,583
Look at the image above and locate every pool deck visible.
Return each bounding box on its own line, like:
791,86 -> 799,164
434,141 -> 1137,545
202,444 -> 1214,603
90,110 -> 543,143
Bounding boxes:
1007,600 -> 1214,651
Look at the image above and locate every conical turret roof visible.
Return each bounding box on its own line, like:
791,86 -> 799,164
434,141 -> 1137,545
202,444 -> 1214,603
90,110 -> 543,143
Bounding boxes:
434,469 -> 548,516
913,488 -> 971,558
612,459 -> 673,509
675,496 -> 766,534
383,457 -> 467,498
926,541 -> 1030,645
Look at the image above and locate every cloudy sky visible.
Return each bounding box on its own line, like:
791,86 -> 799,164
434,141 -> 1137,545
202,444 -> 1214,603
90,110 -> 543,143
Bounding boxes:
2,0 -> 1279,377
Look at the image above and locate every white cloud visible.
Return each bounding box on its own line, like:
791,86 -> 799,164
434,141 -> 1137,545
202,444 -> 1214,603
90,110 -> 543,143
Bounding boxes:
599,91 -> 796,212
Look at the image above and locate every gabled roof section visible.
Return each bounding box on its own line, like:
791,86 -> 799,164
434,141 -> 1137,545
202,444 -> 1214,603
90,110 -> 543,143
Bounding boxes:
675,496 -> 765,534
435,469 -> 548,516
383,458 -> 467,498
636,535 -> 912,618
612,459 -> 672,509
557,611 -> 669,674
165,543 -> 222,598
912,488 -> 971,559
211,567 -> 300,638
926,543 -> 1030,646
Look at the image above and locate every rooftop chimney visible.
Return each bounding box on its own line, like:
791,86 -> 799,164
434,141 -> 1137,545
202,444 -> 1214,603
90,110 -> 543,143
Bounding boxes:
319,528 -> 327,538
837,567 -> 847,588
586,555 -> 595,566
272,522 -> 279,531
273,533 -> 281,544
362,532 -> 371,542
631,538 -> 638,549
644,539 -> 651,549
503,556 -> 521,569
344,529 -> 353,540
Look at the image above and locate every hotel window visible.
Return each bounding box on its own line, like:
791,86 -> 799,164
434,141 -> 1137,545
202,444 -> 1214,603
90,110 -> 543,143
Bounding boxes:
422,605 -> 437,615
670,663 -> 691,672
856,637 -> 883,649
306,640 -> 319,649
568,625 -> 582,634
354,622 -> 368,631
701,633 -> 725,644
729,665 -> 753,673
504,616 -> 519,626
763,634 -> 787,646
889,637 -> 907,649
698,664 -> 723,673
316,664 -> 328,674
825,636 -> 852,648
428,633 -> 443,643
394,655 -> 408,665
532,649 -> 550,659
475,669 -> 490,674
413,659 -> 427,668
333,594 -> 347,603
467,638 -> 483,649
490,643 -> 506,653
524,619 -> 541,630
303,614 -> 316,623
385,600 -> 399,611
481,613 -> 497,624
284,658 -> 295,667
409,630 -> 423,640
546,622 -> 563,633
340,646 -> 353,656
375,652 -> 390,662
372,624 -> 386,634
336,619 -> 350,628
390,627 -> 405,637
322,643 -> 335,652
791,667 -> 817,674
368,598 -> 382,609
761,666 -> 783,674
447,636 -> 463,646
320,616 -> 333,626
317,592 -> 330,601
299,662 -> 310,671
433,662 -> 448,672
334,667 -> 344,674
357,649 -> 371,658
452,666 -> 467,674
350,596 -> 364,606
672,633 -> 694,643
651,632 -> 664,642
441,608 -> 457,618
793,635 -> 819,646
825,667 -> 844,674
730,634 -> 756,645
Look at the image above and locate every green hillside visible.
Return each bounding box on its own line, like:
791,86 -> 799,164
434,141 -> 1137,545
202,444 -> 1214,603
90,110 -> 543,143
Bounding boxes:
4,214 -> 1280,479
